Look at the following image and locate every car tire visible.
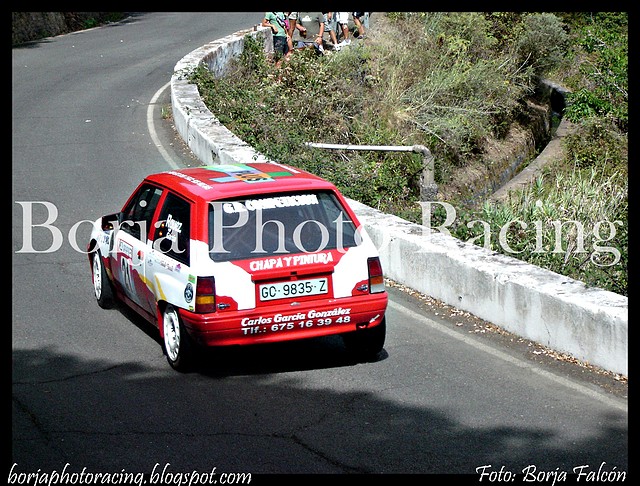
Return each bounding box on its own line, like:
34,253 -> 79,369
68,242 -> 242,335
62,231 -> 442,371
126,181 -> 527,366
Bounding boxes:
162,304 -> 194,372
342,317 -> 386,361
92,250 -> 115,309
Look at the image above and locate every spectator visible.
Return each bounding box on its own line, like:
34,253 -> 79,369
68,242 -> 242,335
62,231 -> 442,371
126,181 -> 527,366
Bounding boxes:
262,12 -> 291,63
286,12 -> 308,50
295,13 -> 326,54
335,12 -> 351,46
321,12 -> 341,50
352,12 -> 366,39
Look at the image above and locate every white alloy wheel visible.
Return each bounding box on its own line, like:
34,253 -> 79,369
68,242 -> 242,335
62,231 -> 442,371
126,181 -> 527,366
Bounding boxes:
162,305 -> 194,371
92,254 -> 103,300
92,251 -> 114,309
163,305 -> 181,364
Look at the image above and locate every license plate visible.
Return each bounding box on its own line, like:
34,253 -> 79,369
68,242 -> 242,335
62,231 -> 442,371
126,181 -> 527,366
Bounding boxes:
259,278 -> 328,301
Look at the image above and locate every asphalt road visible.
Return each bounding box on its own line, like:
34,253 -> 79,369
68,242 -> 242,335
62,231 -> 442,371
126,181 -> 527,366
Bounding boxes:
11,12 -> 628,481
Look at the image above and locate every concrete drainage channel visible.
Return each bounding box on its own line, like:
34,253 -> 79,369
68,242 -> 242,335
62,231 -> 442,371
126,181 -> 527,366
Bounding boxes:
170,25 -> 627,377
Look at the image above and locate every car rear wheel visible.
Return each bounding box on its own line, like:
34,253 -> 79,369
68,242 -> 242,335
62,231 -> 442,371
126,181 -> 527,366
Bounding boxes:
342,317 -> 386,361
92,250 -> 115,309
163,304 -> 194,372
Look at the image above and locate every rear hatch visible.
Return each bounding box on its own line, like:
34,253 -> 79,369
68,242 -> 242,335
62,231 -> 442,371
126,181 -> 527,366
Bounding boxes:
207,190 -> 361,309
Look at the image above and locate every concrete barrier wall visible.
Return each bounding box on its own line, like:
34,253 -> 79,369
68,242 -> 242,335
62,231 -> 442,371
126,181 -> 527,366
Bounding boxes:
170,26 -> 628,377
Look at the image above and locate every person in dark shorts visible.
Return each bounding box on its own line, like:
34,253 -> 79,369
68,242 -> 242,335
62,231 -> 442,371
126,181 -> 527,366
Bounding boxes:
262,12 -> 291,62
352,12 -> 366,39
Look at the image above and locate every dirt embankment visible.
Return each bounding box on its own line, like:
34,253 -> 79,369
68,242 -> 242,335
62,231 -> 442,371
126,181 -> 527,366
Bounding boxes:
12,12 -> 123,46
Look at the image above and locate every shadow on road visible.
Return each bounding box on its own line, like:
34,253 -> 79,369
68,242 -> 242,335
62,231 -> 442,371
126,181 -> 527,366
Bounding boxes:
12,344 -> 628,475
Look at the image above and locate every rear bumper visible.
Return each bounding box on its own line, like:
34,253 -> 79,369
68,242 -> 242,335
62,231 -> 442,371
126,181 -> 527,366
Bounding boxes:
179,293 -> 387,347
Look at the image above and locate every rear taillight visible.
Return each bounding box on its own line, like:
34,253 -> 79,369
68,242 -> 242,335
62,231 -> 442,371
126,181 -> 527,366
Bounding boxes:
195,276 -> 216,313
367,257 -> 385,293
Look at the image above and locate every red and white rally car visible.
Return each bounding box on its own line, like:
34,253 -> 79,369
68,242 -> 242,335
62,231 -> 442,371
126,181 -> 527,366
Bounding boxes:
88,162 -> 388,371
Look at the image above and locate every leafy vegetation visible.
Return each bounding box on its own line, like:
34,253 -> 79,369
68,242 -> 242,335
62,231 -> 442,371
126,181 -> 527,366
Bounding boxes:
190,12 -> 627,296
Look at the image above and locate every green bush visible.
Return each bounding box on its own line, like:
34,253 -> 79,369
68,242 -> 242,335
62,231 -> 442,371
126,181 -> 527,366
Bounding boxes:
563,117 -> 627,172
562,13 -> 627,130
512,13 -> 569,77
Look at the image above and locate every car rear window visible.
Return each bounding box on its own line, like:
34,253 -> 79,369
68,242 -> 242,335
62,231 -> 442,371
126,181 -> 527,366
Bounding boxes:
207,191 -> 360,262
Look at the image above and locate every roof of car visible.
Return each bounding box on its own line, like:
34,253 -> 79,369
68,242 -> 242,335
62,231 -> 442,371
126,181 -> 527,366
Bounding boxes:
145,162 -> 338,201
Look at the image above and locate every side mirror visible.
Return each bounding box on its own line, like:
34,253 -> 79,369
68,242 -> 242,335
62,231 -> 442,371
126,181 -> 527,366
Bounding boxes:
101,212 -> 122,231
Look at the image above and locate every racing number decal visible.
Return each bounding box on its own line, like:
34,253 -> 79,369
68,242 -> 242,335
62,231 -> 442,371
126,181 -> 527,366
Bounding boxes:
117,238 -> 135,295
120,256 -> 134,294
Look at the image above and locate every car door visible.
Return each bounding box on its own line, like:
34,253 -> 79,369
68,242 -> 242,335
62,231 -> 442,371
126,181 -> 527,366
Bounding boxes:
112,183 -> 163,315
145,192 -> 194,312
